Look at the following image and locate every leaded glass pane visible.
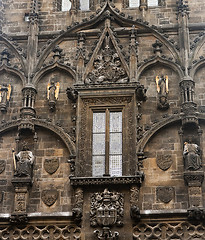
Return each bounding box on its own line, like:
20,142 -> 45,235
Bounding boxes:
93,112 -> 106,133
62,0 -> 71,11
110,112 -> 122,132
129,0 -> 140,7
92,156 -> 105,176
80,0 -> 89,11
109,133 -> 122,154
148,0 -> 158,6
109,155 -> 122,176
93,133 -> 105,155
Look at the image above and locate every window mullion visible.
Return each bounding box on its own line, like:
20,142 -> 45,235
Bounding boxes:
105,109 -> 110,176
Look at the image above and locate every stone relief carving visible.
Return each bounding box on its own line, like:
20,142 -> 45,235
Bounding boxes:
14,192 -> 27,212
10,214 -> 28,224
0,160 -> 6,174
47,79 -> 60,111
44,158 -> 59,175
184,172 -> 204,187
13,143 -> 34,178
41,189 -> 59,207
90,188 -> 124,227
156,154 -> 173,171
67,87 -> 78,102
183,140 -> 202,171
72,188 -> 83,223
130,186 -> 140,221
155,75 -> 169,110
85,35 -> 128,84
156,187 -> 174,203
0,83 -> 11,112
188,207 -> 205,221
94,228 -> 119,240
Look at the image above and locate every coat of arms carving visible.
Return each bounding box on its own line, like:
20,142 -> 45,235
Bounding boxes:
41,189 -> 58,207
90,188 -> 124,227
44,158 -> 59,174
156,155 -> 173,171
156,187 -> 174,203
0,160 -> 5,174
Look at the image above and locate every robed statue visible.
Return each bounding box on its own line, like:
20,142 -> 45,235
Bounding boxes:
155,75 -> 169,110
0,84 -> 11,112
183,141 -> 202,171
13,144 -> 34,178
47,79 -> 60,111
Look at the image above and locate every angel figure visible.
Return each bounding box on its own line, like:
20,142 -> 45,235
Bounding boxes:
0,84 -> 11,112
156,75 -> 169,95
47,80 -> 60,111
155,75 -> 169,110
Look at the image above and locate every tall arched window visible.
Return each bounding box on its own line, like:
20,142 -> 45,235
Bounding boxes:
129,0 -> 140,8
80,0 -> 89,11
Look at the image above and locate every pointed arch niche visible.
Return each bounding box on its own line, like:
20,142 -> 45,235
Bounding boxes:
138,63 -> 181,117
35,68 -> 74,122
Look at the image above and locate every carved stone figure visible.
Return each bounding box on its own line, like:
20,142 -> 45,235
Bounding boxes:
47,79 -> 60,111
183,140 -> 202,171
13,144 -> 34,178
85,37 -> 128,84
67,87 -> 78,102
156,75 -> 169,110
0,83 -> 11,112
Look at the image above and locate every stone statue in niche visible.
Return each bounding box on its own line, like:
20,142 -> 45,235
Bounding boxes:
13,143 -> 34,178
183,139 -> 202,171
47,79 -> 60,111
0,83 -> 11,112
155,75 -> 169,110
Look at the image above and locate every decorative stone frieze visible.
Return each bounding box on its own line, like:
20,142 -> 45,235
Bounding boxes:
70,175 -> 144,186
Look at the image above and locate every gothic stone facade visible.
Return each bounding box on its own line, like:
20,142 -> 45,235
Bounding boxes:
0,0 -> 205,239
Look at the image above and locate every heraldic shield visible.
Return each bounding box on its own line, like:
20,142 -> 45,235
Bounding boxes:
41,189 -> 58,207
44,158 -> 59,175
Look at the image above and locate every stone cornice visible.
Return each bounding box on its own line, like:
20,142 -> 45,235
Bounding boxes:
70,174 -> 144,186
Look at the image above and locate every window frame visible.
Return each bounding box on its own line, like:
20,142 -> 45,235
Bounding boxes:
91,107 -> 124,177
